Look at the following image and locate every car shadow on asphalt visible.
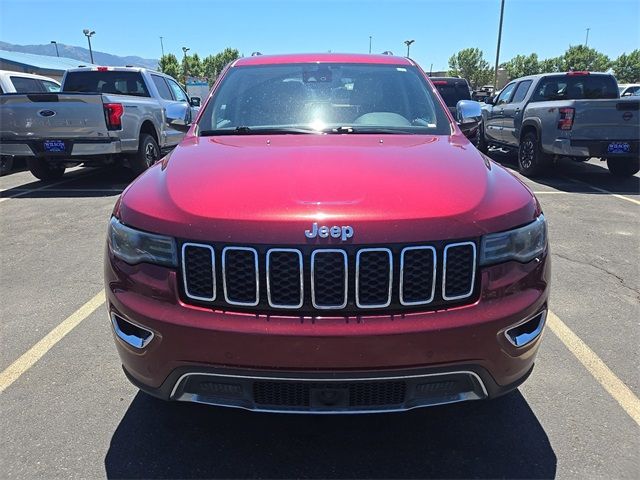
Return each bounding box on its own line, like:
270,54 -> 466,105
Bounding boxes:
488,149 -> 639,195
104,390 -> 556,479
0,167 -> 137,199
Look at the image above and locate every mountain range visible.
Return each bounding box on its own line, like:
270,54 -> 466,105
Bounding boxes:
0,41 -> 158,69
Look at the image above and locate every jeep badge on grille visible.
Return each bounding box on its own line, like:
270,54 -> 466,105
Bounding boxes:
305,222 -> 354,241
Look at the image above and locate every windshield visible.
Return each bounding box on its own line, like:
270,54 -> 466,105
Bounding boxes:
198,63 -> 451,135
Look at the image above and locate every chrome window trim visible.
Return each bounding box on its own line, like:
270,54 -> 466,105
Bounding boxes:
266,248 -> 304,309
442,241 -> 477,301
355,248 -> 393,308
399,246 -> 437,306
222,246 -> 260,306
181,242 -> 216,302
310,249 -> 348,309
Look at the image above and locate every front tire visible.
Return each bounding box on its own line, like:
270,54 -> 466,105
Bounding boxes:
130,134 -> 160,175
518,132 -> 550,177
26,157 -> 65,181
476,123 -> 488,154
606,157 -> 640,177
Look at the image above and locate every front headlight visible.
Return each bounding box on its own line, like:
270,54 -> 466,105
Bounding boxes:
108,216 -> 177,267
480,214 -> 547,265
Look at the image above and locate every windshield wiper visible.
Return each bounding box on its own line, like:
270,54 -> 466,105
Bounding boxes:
326,126 -> 418,135
200,126 -> 322,136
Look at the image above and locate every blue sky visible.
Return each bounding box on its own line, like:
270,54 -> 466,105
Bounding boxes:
1,0 -> 638,70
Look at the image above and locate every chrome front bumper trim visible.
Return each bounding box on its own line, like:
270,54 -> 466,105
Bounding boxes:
169,370 -> 488,414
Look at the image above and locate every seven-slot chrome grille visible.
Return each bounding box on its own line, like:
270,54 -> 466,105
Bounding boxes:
180,241 -> 477,315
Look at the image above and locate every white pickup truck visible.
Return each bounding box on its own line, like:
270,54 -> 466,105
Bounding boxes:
0,66 -> 201,180
479,71 -> 640,177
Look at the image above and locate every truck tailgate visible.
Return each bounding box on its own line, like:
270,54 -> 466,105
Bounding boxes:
571,98 -> 640,140
0,93 -> 111,139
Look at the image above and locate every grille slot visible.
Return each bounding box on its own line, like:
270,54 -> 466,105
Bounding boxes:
266,249 -> 303,308
400,246 -> 436,305
311,249 -> 348,309
222,247 -> 259,306
443,242 -> 476,300
356,248 -> 392,308
182,243 -> 215,301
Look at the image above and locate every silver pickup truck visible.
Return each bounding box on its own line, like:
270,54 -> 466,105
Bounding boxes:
0,66 -> 201,180
479,72 -> 640,177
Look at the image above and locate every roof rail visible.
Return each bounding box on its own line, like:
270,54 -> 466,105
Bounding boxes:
381,51 -> 393,56
251,51 -> 262,56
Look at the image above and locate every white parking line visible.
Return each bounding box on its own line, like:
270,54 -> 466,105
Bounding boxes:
0,291 -> 105,393
560,176 -> 640,206
1,188 -> 124,193
547,311 -> 640,426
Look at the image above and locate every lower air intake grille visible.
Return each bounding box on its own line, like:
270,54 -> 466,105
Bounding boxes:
253,381 -> 406,408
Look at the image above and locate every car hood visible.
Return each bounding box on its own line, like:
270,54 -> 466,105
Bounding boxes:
119,133 -> 539,244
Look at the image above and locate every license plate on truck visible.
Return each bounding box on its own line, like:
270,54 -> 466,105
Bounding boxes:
43,140 -> 66,153
607,142 -> 631,154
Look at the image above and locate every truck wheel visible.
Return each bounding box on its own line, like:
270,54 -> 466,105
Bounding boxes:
0,156 -> 14,176
476,124 -> 488,154
606,157 -> 640,177
130,134 -> 160,175
26,157 -> 65,181
518,132 -> 550,177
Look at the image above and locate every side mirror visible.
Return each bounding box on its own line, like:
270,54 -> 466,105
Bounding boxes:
189,96 -> 201,107
484,96 -> 494,105
456,100 -> 482,139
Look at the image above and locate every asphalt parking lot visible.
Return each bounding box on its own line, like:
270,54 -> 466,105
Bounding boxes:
1,153 -> 638,479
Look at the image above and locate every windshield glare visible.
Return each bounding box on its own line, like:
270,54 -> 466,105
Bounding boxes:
198,63 -> 451,134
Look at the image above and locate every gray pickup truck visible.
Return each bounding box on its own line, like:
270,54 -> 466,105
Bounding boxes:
0,66 -> 201,180
479,71 -> 640,177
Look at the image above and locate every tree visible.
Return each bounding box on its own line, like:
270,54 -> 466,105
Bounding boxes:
538,56 -> 564,73
448,48 -> 493,88
561,45 -> 610,72
189,53 -> 203,78
502,53 -> 540,80
612,50 -> 640,83
158,53 -> 180,80
203,48 -> 241,83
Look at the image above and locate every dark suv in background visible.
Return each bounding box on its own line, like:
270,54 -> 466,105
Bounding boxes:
430,77 -> 473,116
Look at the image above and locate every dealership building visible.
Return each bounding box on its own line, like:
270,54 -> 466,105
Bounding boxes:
0,50 -> 91,82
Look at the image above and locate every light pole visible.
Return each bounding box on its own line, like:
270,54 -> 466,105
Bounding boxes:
369,36 -> 372,54
585,27 -> 590,47
83,29 -> 95,64
182,46 -> 190,83
493,0 -> 505,92
50,41 -> 59,57
160,36 -> 165,57
404,39 -> 415,57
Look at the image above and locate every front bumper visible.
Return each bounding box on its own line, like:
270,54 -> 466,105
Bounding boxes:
105,250 -> 550,412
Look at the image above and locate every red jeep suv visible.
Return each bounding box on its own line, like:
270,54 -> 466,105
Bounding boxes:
105,53 -> 550,413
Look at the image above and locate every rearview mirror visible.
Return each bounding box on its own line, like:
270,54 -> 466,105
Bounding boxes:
456,100 -> 482,139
